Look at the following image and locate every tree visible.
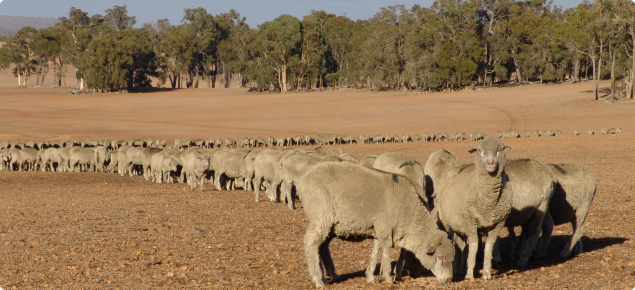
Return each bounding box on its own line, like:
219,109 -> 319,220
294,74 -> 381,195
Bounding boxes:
2,27 -> 41,87
104,5 -> 136,31
182,8 -> 220,88
80,30 -> 157,91
160,25 -> 197,88
322,15 -> 354,86
256,15 -> 302,91
611,0 -> 635,99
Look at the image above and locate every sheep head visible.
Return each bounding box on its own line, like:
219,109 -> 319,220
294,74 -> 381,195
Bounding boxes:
468,137 -> 511,175
423,231 -> 455,284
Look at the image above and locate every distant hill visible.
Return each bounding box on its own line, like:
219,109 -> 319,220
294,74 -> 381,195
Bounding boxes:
0,15 -> 58,37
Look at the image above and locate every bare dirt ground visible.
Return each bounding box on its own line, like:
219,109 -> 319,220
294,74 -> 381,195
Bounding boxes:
1,70 -> 635,289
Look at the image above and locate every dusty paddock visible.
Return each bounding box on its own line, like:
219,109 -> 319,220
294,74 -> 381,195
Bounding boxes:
0,72 -> 635,289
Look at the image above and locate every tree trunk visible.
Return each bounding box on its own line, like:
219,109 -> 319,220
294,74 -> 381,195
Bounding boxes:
18,67 -> 21,87
195,68 -> 199,88
591,52 -> 597,100
573,53 -> 580,82
80,78 -> 85,91
610,47 -> 615,83
513,57 -> 523,82
281,63 -> 287,91
596,38 -> 602,100
211,62 -> 217,88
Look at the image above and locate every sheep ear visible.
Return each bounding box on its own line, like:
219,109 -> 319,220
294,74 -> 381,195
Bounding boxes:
468,148 -> 477,154
427,244 -> 436,255
503,146 -> 512,152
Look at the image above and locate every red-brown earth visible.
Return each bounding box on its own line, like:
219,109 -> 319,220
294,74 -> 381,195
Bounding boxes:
0,70 -> 634,289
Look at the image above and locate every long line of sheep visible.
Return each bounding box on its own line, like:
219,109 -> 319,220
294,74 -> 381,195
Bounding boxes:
0,136 -> 598,287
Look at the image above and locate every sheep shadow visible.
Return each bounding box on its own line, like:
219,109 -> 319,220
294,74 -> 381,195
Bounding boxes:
128,87 -> 178,93
493,235 -> 627,276
330,260 -> 438,285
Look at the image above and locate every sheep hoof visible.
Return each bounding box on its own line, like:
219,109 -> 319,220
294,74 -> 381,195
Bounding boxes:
383,276 -> 394,284
313,276 -> 326,287
365,275 -> 376,283
481,270 -> 492,280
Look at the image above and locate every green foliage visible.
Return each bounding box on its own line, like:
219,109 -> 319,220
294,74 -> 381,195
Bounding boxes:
80,30 -> 157,91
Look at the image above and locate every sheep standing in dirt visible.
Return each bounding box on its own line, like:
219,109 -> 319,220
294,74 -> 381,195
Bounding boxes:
185,153 -> 211,191
494,158 -> 556,266
299,162 -> 454,287
373,152 -> 425,199
423,149 -> 458,208
213,149 -> 250,191
470,132 -> 487,141
436,137 -> 512,279
93,146 -> 110,173
538,163 -> 597,258
225,138 -> 238,148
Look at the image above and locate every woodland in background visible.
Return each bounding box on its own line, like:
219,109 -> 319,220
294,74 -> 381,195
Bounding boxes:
0,0 -> 633,100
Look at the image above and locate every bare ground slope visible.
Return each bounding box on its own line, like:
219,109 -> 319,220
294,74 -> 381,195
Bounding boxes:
0,70 -> 634,289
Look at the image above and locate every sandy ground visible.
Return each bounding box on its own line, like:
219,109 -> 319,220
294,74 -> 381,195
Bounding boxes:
1,69 -> 635,289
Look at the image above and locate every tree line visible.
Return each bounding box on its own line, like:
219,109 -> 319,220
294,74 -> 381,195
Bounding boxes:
0,0 -> 633,100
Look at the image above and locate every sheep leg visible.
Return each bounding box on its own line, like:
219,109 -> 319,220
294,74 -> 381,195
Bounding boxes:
253,176 -> 262,202
465,234 -> 479,279
507,226 -> 518,244
283,181 -> 295,210
304,224 -> 327,287
561,216 -> 585,258
535,212 -> 554,259
405,250 -> 422,278
199,175 -> 205,191
380,238 -> 394,284
517,211 -> 545,266
394,249 -> 407,281
452,234 -> 466,277
318,238 -> 338,281
482,224 -> 504,280
365,239 -> 380,283
215,171 -> 224,191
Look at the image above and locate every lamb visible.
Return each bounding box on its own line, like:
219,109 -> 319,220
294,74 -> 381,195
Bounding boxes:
537,163 -> 597,258
299,162 -> 454,287
493,158 -> 556,266
436,137 -> 512,279
184,152 -> 211,191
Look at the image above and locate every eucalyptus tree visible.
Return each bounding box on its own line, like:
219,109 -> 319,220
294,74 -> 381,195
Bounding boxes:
256,14 -> 302,91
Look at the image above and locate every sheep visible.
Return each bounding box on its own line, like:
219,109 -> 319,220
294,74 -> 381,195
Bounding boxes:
155,139 -> 167,148
492,158 -> 557,266
268,136 -> 276,147
58,147 -> 72,172
534,130 -> 548,137
573,130 -> 580,136
548,130 -> 564,136
69,147 -> 95,172
253,148 -> 303,202
213,149 -> 251,191
150,153 -> 179,183
215,138 -> 223,148
360,135 -> 371,144
18,147 -> 39,171
616,128 -> 623,133
601,128 -> 608,135
184,152 -> 211,191
7,148 -> 21,171
107,150 -> 118,174
413,134 -> 422,142
537,163 -> 597,258
225,138 -> 238,148
423,149 -> 458,209
359,154 -> 377,168
280,154 -> 326,209
241,137 -> 251,148
436,137 -> 512,279
125,147 -> 163,179
299,162 -> 454,287
373,152 -> 425,199
401,134 -> 412,142
93,146 -> 110,173
470,132 -> 487,141
588,129 -> 595,135
244,149 -> 265,191
521,131 -> 530,138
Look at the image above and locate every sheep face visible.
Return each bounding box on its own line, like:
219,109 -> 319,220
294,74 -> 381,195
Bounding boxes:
168,159 -> 178,172
468,137 -> 511,174
426,235 -> 455,284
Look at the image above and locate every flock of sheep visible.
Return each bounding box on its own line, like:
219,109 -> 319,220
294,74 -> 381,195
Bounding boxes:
0,135 -> 599,287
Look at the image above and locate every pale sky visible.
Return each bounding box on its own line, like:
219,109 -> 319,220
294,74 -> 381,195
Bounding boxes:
0,0 -> 585,27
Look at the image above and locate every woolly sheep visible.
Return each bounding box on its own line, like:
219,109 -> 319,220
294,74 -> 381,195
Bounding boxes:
184,152 -> 211,191
225,138 -> 238,148
413,134 -> 422,141
18,147 -> 39,171
538,163 -> 597,258
493,158 -> 556,266
470,132 -> 487,141
299,162 -> 454,287
213,149 -> 251,191
573,130 -> 580,136
588,129 -> 595,135
423,149 -> 458,209
69,147 -> 95,172
436,137 -> 512,279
